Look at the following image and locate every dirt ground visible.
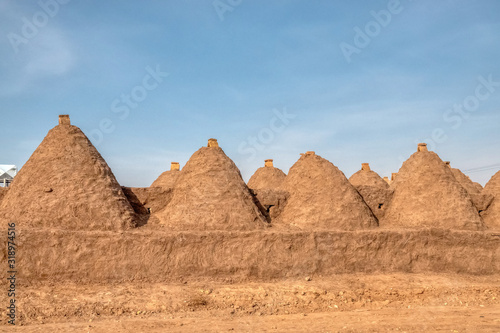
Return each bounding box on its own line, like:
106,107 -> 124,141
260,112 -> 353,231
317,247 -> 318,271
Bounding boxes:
5,274 -> 499,332
11,307 -> 499,332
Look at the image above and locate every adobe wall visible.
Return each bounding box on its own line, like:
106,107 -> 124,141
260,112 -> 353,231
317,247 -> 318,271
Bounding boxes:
5,229 -> 499,285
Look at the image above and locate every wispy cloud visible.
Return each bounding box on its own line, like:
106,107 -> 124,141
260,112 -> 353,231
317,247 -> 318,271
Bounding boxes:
0,1 -> 75,97
22,29 -> 75,76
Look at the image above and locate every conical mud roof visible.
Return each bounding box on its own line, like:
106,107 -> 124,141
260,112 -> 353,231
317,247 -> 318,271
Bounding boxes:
446,162 -> 483,194
151,162 -> 181,188
0,115 -> 136,230
445,162 -> 491,212
349,163 -> 389,189
247,159 -> 288,221
481,170 -> 500,229
349,163 -> 390,219
381,144 -> 484,230
247,159 -> 286,190
0,187 -> 7,203
277,151 -> 378,230
154,139 -> 268,231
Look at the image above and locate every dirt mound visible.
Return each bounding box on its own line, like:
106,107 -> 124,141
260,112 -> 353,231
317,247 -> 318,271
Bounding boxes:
481,170 -> 500,230
381,144 -> 484,230
276,152 -> 378,230
153,139 -> 268,231
349,163 -> 390,219
0,115 -> 136,230
247,159 -> 288,219
151,162 -> 181,188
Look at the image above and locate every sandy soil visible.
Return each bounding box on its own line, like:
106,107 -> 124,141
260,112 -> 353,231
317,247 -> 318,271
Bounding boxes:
5,274 -> 499,332
11,307 -> 500,332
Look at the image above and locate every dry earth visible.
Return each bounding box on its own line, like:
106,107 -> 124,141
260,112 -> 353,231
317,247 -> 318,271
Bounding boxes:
3,274 -> 499,332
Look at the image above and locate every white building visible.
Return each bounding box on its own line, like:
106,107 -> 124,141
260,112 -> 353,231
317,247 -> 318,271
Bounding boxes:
0,165 -> 17,187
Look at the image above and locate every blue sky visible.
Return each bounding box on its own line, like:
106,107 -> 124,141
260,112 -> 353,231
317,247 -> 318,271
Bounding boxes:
1,0 -> 499,187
